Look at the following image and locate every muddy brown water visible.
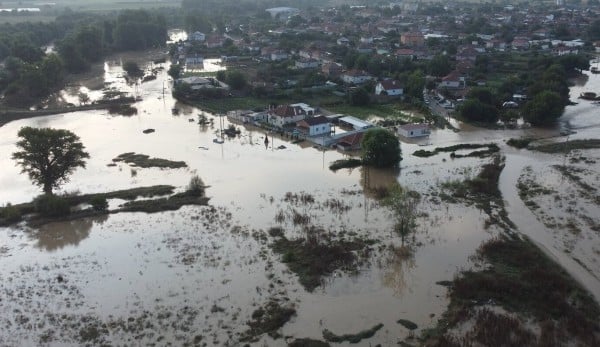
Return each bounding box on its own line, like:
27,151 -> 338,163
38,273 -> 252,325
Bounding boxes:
1,55 -> 599,345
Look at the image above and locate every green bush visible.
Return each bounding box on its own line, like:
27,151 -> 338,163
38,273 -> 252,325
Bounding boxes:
1,203 -> 22,223
35,194 -> 70,218
90,196 -> 109,212
187,175 -> 205,196
329,158 -> 363,171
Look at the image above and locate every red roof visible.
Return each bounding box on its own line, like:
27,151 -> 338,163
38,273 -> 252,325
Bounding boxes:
378,80 -> 403,91
337,132 -> 364,148
297,116 -> 329,127
442,70 -> 463,82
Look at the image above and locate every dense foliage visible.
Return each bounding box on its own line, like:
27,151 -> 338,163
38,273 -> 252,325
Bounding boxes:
523,91 -> 564,126
0,10 -> 167,106
12,127 -> 90,195
361,128 -> 401,168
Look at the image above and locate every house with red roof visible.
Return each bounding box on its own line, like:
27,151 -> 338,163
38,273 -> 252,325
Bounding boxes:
296,116 -> 331,136
398,123 -> 430,138
439,70 -> 465,89
375,80 -> 404,96
335,132 -> 364,151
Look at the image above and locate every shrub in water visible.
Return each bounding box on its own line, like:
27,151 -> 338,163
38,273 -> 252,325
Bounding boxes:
35,194 -> 70,218
90,196 -> 109,212
187,175 -> 205,196
1,203 -> 22,223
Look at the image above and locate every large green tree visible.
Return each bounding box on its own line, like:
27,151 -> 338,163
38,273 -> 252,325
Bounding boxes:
523,91 -> 564,126
459,99 -> 499,123
361,128 -> 401,168
12,127 -> 90,195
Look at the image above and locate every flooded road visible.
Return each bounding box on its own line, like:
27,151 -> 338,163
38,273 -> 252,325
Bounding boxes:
1,55 -> 599,345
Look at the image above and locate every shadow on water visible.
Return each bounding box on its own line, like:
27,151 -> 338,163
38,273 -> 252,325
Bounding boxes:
381,248 -> 417,297
360,166 -> 400,200
33,215 -> 108,252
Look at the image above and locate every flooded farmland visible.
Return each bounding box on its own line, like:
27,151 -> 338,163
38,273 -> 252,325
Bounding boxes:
1,53 -> 599,346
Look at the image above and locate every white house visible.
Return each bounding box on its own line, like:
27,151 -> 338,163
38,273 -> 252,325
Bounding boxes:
375,80 -> 404,96
398,124 -> 430,138
338,116 -> 374,130
337,37 -> 350,46
227,110 -> 267,123
295,59 -> 320,69
289,103 -> 316,116
184,54 -> 204,66
439,71 -> 465,89
176,76 -> 218,90
296,116 -> 331,136
265,7 -> 300,19
271,50 -> 289,61
190,31 -> 206,42
267,104 -> 310,127
341,70 -> 373,84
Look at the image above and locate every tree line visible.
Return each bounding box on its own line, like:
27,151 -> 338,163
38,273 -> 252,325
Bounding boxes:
458,53 -> 590,126
0,10 -> 167,107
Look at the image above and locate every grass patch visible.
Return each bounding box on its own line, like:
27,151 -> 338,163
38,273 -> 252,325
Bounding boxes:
288,338 -> 330,347
113,152 -> 187,169
413,143 -> 499,158
322,323 -> 384,343
119,191 -> 209,213
241,301 -> 296,342
440,156 -> 515,231
0,184 -> 211,226
397,319 -> 418,330
107,104 -> 137,116
325,103 -> 409,120
423,236 -> 600,346
329,158 -> 362,171
271,228 -> 372,292
532,139 -> 600,153
506,137 -> 533,149
552,165 -> 596,193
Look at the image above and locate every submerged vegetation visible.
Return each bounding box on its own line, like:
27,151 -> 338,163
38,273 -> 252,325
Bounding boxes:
424,236 -> 600,346
506,137 -> 533,149
241,301 -> 296,342
438,155 -> 514,231
328,158 -> 363,171
322,323 -> 384,343
531,139 -> 600,153
271,227 -> 373,292
0,180 -> 209,226
112,152 -> 187,169
413,143 -> 499,158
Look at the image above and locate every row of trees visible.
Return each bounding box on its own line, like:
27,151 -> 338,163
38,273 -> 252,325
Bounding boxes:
459,53 -> 589,126
0,10 -> 168,106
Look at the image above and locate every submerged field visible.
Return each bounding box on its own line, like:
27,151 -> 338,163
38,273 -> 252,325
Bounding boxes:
1,53 -> 599,345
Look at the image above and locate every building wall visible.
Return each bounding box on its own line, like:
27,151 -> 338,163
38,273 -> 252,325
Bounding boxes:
308,123 -> 331,136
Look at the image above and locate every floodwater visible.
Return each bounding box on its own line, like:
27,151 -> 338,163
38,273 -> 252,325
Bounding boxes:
1,55 -> 599,345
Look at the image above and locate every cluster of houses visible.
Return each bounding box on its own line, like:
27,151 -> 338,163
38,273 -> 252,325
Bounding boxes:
227,102 -> 430,149
198,1 -> 600,96
171,1 -> 600,102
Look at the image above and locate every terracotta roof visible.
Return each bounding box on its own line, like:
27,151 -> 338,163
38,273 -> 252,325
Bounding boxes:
442,70 -> 463,82
297,115 -> 329,127
399,123 -> 429,131
378,80 -> 403,90
337,132 -> 364,147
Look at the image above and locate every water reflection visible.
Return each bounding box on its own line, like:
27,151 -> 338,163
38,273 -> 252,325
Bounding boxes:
360,166 -> 401,199
33,215 -> 108,251
381,247 -> 416,297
